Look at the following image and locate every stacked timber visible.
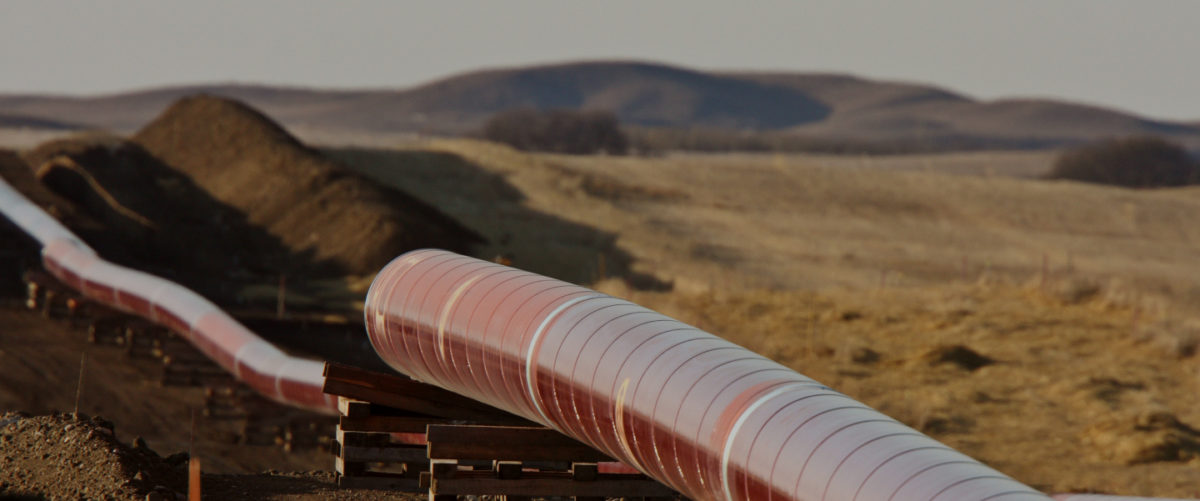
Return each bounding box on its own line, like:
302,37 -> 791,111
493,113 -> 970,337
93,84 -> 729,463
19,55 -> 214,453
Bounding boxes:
322,363 -> 680,500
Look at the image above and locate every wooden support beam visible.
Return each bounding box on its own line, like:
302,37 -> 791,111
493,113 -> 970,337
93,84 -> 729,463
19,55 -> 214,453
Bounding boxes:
336,428 -> 391,447
322,369 -> 531,425
324,363 -> 508,417
341,444 -> 428,463
495,461 -> 522,480
426,425 -> 613,462
339,414 -> 447,434
572,463 -> 598,482
334,456 -> 364,477
337,397 -> 370,418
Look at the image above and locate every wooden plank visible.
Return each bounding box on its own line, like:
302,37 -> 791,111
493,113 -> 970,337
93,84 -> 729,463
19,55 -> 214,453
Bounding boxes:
525,460 -> 571,471
324,363 -> 482,408
323,378 -> 526,424
337,474 -> 422,491
334,456 -> 364,476
426,425 -> 613,462
324,378 -> 462,419
336,428 -> 392,447
495,461 -> 522,480
572,463 -> 598,481
324,363 -> 536,425
341,444 -> 427,463
339,414 -> 446,433
430,473 -> 677,497
338,396 -> 370,418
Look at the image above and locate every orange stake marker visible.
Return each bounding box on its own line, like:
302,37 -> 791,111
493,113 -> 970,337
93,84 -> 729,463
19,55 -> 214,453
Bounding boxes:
188,457 -> 201,501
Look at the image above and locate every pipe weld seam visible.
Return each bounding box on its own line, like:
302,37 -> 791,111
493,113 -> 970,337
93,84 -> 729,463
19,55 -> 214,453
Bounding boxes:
720,381 -> 814,501
524,294 -> 604,424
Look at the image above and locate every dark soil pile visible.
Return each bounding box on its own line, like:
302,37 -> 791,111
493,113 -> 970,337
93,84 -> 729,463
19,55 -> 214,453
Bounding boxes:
132,96 -> 483,276
0,411 -> 187,500
1,148 -> 104,238
19,133 -> 299,300
0,147 -> 142,270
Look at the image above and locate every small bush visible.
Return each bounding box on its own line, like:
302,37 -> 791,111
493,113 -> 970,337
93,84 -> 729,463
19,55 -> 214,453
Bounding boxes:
1047,136 -> 1200,187
482,108 -> 628,155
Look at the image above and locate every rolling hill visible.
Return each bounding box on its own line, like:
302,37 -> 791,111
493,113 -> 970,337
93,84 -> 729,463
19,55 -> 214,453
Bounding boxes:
2,61 -> 1199,150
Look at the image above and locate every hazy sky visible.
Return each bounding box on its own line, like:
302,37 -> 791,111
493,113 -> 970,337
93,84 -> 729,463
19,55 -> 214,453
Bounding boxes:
2,1 -> 1197,120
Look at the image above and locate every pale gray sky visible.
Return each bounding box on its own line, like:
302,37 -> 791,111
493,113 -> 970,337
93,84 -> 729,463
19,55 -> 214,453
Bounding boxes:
2,0 -> 1197,120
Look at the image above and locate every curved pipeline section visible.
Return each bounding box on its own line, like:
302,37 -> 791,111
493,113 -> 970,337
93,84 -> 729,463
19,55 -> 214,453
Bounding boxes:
0,176 -> 335,414
364,249 -> 1051,501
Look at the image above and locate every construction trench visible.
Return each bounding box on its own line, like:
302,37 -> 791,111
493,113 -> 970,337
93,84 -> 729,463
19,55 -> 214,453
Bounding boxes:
0,175 -> 1190,501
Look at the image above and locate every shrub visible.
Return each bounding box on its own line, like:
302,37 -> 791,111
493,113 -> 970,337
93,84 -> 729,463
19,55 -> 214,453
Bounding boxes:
482,108 -> 628,155
1047,136 -> 1200,187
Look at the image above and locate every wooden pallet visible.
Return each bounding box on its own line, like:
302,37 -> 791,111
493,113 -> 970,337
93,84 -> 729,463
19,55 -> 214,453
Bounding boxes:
422,424 -> 678,500
322,363 -> 682,500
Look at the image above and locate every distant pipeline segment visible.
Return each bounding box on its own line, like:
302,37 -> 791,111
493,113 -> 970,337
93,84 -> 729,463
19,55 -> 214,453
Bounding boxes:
0,176 -> 335,414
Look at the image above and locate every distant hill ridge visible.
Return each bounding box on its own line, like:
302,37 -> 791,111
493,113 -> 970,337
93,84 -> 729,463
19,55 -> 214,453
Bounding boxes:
2,61 -> 1199,150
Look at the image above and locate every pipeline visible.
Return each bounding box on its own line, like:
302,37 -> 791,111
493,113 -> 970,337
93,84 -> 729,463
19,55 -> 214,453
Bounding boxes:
0,175 -> 335,414
3,170 -> 1192,500
364,249 -> 1199,501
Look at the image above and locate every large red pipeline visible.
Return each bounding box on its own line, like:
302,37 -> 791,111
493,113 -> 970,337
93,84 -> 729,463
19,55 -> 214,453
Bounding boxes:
365,249 -> 1052,501
0,176 -> 335,414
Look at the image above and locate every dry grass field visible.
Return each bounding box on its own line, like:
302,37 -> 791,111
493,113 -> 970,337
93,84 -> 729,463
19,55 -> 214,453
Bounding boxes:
332,140 -> 1199,305
330,140 -> 1200,497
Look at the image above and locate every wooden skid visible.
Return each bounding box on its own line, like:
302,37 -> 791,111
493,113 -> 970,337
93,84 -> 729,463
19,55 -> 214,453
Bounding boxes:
321,363 -> 683,499
426,424 -> 614,462
322,363 -> 533,425
329,393 -> 429,494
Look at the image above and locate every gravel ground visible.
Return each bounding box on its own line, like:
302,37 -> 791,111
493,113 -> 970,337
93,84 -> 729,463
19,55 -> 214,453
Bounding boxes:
0,411 -> 186,500
0,412 -> 424,501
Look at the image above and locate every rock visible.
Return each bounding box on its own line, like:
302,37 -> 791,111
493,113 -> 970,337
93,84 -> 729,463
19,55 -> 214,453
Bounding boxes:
918,344 -> 995,371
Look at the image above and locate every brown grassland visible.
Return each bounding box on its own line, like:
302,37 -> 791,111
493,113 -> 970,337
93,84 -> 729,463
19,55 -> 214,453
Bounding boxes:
330,140 -> 1200,497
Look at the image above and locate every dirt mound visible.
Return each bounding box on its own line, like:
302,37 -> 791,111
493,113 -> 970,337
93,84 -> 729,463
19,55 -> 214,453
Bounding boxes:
0,411 -> 187,500
18,133 -> 308,302
1,147 -> 153,271
132,96 -> 483,276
